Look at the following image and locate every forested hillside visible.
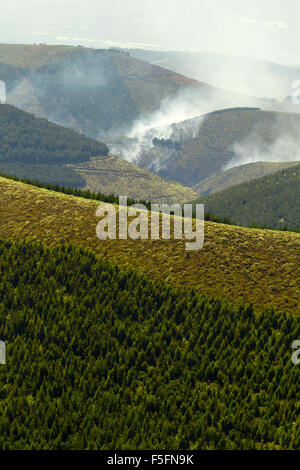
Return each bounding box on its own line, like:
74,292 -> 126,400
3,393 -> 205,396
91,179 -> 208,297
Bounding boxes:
0,104 -> 108,164
0,240 -> 299,450
0,103 -> 107,187
197,164 -> 300,229
193,161 -> 299,196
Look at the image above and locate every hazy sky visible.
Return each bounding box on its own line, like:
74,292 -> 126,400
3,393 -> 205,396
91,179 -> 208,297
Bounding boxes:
1,0 -> 300,65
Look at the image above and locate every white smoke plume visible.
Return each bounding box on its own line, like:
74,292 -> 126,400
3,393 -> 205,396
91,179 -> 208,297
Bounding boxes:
109,91 -> 206,164
110,86 -> 262,168
227,136 -> 300,169
226,117 -> 300,170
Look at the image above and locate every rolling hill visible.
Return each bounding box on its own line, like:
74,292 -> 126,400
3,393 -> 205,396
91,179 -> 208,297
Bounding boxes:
0,103 -> 198,203
0,43 -> 241,140
124,48 -> 300,101
193,161 -> 299,196
129,107 -> 300,187
68,155 -> 197,203
0,175 -> 299,315
0,43 -> 77,69
196,163 -> 300,230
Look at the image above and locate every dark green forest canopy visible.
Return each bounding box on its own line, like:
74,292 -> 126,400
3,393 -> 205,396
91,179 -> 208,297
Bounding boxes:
194,164 -> 300,230
0,240 -> 299,450
0,163 -> 86,188
0,104 -> 108,164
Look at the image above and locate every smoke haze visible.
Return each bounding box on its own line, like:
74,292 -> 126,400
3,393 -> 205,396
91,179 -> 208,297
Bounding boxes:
226,117 -> 300,169
2,1 -> 300,65
110,86 -> 265,167
228,135 -> 300,170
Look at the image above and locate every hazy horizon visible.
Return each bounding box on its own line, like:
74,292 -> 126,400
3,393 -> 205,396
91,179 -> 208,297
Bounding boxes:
1,0 -> 300,66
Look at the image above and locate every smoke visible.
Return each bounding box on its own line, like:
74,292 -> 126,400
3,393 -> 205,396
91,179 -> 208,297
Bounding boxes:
129,92 -> 204,139
127,48 -> 300,105
109,89 -> 207,165
6,49 -> 135,140
177,52 -> 296,102
225,117 -> 300,169
228,136 -> 300,169
110,85 -> 263,170
6,42 -> 300,178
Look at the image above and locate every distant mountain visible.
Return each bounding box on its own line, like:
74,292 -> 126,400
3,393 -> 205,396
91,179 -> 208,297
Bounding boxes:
196,163 -> 300,229
0,43 -> 245,141
0,43 -> 76,69
0,103 -> 197,203
124,48 -> 300,101
127,107 -> 300,187
193,161 -> 299,196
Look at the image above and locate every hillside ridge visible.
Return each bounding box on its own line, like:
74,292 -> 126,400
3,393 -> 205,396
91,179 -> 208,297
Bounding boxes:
197,163 -> 300,229
0,176 -> 299,315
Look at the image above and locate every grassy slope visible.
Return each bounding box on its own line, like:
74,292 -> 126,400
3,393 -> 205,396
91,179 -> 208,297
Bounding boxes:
0,176 -> 299,315
69,155 -> 198,204
193,161 -> 299,196
110,51 -> 223,115
198,164 -> 300,229
138,108 -> 300,187
0,43 -> 77,69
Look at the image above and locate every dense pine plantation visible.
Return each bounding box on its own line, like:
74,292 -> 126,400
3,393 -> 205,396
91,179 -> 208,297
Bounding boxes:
0,103 -> 109,187
0,240 -> 299,450
0,104 -> 109,164
198,164 -> 300,230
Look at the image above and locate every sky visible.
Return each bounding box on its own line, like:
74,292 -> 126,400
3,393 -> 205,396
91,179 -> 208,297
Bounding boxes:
1,0 -> 300,65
